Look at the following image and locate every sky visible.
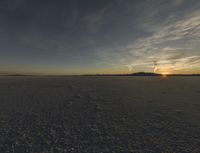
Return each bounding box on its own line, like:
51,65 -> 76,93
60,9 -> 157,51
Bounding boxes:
0,0 -> 200,75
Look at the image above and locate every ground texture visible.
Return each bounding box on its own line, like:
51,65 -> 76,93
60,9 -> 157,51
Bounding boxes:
0,76 -> 200,153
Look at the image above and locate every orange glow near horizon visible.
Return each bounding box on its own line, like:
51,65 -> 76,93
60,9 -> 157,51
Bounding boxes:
154,67 -> 171,75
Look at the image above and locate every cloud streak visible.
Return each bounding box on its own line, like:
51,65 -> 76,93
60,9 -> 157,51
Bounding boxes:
98,7 -> 200,73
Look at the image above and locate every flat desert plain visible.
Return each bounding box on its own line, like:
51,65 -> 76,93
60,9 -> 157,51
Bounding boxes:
0,76 -> 200,153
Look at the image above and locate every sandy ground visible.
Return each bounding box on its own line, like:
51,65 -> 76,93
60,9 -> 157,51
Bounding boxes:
0,76 -> 200,153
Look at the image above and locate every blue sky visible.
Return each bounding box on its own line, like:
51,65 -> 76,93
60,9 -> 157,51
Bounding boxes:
0,0 -> 200,74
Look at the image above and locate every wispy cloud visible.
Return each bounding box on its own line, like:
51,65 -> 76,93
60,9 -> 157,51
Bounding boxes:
98,8 -> 200,73
128,10 -> 200,55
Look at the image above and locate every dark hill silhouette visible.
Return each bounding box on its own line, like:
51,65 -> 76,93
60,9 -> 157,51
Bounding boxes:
1,72 -> 200,77
83,72 -> 200,76
129,72 -> 161,76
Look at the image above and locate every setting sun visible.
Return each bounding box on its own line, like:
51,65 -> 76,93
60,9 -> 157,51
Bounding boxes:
161,72 -> 169,77
154,66 -> 171,76
160,70 -> 170,75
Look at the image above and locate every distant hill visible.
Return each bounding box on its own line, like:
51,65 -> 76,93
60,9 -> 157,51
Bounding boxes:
0,74 -> 32,76
1,72 -> 199,77
83,72 -> 162,76
129,72 -> 161,76
167,74 -> 200,76
129,72 -> 200,76
83,72 -> 200,77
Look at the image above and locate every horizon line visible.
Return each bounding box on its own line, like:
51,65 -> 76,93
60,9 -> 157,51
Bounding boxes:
1,72 -> 200,77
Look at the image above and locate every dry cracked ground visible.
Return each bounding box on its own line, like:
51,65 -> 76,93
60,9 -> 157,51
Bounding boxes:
0,76 -> 200,153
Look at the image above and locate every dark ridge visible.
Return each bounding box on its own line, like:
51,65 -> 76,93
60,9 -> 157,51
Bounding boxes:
0,72 -> 200,77
83,72 -> 200,76
167,74 -> 200,76
0,74 -> 34,76
83,72 -> 161,76
129,72 -> 161,76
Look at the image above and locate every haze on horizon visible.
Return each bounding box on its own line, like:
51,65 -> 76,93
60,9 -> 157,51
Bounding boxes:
0,0 -> 200,75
